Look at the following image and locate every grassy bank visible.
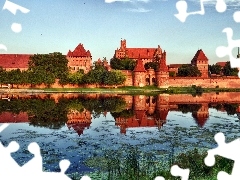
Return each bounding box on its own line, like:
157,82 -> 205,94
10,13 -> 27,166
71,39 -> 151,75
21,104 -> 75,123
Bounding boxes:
4,86 -> 240,95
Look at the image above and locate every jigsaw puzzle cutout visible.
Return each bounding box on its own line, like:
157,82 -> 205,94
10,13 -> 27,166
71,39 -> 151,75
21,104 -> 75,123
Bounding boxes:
175,0 -> 226,22
2,0 -> 30,33
0,141 -> 71,179
215,27 -> 240,77
204,132 -> 240,180
175,0 -> 240,77
0,125 -> 92,180
154,165 -> 190,180
1,0 -> 30,51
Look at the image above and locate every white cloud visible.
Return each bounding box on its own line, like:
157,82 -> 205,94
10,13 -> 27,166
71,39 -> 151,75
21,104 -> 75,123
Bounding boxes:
189,0 -> 240,8
105,0 -> 130,3
126,7 -> 152,12
105,0 -> 150,3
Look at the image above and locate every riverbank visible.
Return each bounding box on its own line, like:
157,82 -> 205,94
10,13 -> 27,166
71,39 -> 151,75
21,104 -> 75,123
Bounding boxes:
1,86 -> 240,94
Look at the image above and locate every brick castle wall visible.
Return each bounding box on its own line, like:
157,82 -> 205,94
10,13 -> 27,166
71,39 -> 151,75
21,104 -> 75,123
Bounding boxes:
168,77 -> 240,88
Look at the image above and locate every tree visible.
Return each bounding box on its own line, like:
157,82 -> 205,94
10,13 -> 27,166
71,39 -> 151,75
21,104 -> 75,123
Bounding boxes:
7,69 -> 22,88
68,70 -> 84,85
223,61 -> 239,76
28,52 -> 69,86
177,65 -> 202,77
144,62 -> 159,71
110,57 -> 136,70
209,64 -> 222,75
82,63 -> 107,85
103,70 -> 126,86
0,67 -> 8,85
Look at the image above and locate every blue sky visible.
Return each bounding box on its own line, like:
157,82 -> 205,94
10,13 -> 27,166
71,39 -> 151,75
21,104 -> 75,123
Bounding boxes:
1,0 -> 240,65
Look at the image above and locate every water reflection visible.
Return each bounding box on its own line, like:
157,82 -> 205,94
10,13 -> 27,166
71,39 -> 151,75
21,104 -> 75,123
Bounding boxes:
0,93 -> 240,135
1,92 -> 240,178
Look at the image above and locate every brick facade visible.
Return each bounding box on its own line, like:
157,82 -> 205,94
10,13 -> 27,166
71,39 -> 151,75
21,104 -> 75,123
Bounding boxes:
114,39 -> 163,65
0,54 -> 31,71
67,43 -> 92,73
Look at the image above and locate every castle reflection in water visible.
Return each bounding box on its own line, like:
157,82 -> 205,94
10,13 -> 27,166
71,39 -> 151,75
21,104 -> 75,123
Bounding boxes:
0,92 -> 240,135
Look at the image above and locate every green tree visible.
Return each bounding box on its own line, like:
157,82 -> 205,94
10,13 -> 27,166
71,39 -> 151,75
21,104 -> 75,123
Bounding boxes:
110,57 -> 136,70
177,65 -> 202,77
103,70 -> 126,86
209,64 -> 222,75
0,67 -> 8,85
82,63 -> 107,85
68,70 -> 84,85
28,52 -> 69,86
144,62 -> 159,71
223,61 -> 239,76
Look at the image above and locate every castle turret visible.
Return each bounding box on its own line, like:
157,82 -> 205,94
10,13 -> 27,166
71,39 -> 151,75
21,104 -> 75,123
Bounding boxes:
133,56 -> 146,87
192,103 -> 209,127
191,49 -> 209,78
156,94 -> 169,129
156,50 -> 169,88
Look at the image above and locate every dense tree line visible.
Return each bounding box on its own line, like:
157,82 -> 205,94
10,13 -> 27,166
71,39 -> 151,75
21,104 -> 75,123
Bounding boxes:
209,61 -> 239,76
68,62 -> 126,86
110,57 -> 136,70
0,54 -> 126,87
177,65 -> 202,77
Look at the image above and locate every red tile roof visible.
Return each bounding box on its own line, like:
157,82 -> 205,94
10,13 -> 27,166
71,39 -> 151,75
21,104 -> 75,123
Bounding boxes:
133,58 -> 146,72
216,62 -> 226,67
0,54 -> 31,69
168,64 -> 184,68
192,114 -> 208,127
67,122 -> 91,136
192,49 -> 208,62
67,43 -> 91,57
126,48 -> 156,59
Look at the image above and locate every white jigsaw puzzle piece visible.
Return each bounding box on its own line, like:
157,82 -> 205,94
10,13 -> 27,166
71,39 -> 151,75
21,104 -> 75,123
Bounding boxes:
215,28 -> 240,77
154,165 -> 190,180
175,0 -> 227,22
0,141 -> 21,178
204,132 -> 240,180
21,142 -> 43,173
0,123 -> 9,132
2,0 -> 30,15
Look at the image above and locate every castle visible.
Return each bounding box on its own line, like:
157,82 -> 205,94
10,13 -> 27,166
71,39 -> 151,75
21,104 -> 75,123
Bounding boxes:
0,39 -> 240,88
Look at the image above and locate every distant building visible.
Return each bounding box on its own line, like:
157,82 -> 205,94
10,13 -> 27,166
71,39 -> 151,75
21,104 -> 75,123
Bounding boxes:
0,54 -> 31,71
66,43 -> 92,73
114,39 -> 163,65
191,49 -> 209,78
0,43 -> 92,73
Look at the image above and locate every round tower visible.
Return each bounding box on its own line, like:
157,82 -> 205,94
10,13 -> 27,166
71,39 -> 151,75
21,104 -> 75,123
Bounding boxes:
156,50 -> 169,88
133,57 -> 146,87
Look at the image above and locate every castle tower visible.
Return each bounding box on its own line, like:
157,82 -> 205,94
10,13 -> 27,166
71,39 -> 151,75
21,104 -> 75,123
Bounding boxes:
155,94 -> 169,129
156,50 -> 169,88
192,103 -> 209,127
133,57 -> 146,87
191,49 -> 209,78
120,39 -> 126,50
67,43 -> 92,73
66,109 -> 92,136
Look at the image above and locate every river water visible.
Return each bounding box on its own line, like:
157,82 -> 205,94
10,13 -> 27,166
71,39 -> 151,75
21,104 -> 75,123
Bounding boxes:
0,92 -> 240,178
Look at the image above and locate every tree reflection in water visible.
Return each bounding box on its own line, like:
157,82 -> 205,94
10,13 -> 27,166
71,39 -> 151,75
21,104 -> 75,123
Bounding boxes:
0,93 -> 240,178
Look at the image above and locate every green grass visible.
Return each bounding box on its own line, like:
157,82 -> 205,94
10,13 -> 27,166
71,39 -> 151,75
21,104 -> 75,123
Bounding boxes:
14,86 -> 240,95
70,148 -> 233,180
